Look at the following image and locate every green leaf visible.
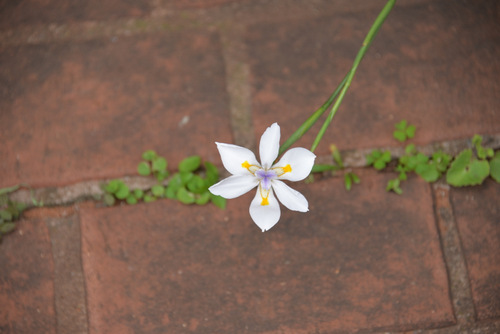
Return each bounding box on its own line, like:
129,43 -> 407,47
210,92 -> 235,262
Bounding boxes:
142,150 -> 157,161
115,182 -> 130,199
330,144 -> 344,168
103,193 -> 116,206
393,129 -> 406,142
405,144 -> 416,155
187,176 -> 208,194
126,195 -> 138,205
210,194 -> 226,209
0,210 -> 13,221
0,222 -> 16,234
0,185 -> 20,196
144,194 -> 156,203
432,151 -> 452,172
137,162 -> 151,176
177,187 -> 195,204
195,192 -> 211,205
311,164 -> 338,173
344,174 -> 352,191
156,170 -> 169,182
446,149 -> 490,186
204,162 -> 219,185
105,180 -> 121,193
415,163 -> 440,182
152,157 -> 167,172
395,120 -> 407,131
133,189 -> 144,199
350,173 -> 360,184
151,185 -> 165,197
489,151 -> 500,183
165,186 -> 177,199
179,156 -> 201,173
386,178 -> 403,195
179,172 -> 194,185
405,125 -> 416,138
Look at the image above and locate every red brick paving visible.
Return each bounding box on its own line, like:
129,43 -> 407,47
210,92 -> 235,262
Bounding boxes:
80,171 -> 454,333
0,32 -> 232,188
247,0 -> 500,154
451,179 -> 500,321
0,0 -> 499,333
0,219 -> 56,334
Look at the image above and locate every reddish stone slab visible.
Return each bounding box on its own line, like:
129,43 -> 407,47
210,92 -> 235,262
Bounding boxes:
0,32 -> 232,188
81,170 -> 453,333
246,0 -> 500,155
0,0 -> 151,30
0,219 -> 56,333
451,179 -> 500,320
161,0 -> 248,10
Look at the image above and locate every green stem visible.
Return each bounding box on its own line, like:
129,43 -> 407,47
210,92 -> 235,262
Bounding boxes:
310,0 -> 396,152
278,74 -> 348,156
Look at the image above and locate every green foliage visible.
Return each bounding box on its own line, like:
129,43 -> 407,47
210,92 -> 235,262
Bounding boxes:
446,149 -> 489,186
366,149 -> 391,170
368,126 -> 498,194
344,172 -> 360,191
393,120 -> 416,142
490,152 -> 500,183
103,152 -> 223,209
0,186 -> 28,240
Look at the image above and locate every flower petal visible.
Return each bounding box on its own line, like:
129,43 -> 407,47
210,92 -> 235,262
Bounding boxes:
209,175 -> 259,199
259,123 -> 280,169
215,142 -> 260,175
272,180 -> 309,212
249,186 -> 281,232
274,147 -> 316,181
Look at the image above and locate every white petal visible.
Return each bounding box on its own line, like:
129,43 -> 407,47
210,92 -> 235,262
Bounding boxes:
259,123 -> 280,169
249,186 -> 281,232
272,180 -> 309,212
215,142 -> 260,175
273,147 -> 316,181
209,175 -> 258,199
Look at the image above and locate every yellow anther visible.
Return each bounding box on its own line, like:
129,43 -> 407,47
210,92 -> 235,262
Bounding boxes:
242,161 -> 251,169
261,197 -> 269,206
283,164 -> 292,173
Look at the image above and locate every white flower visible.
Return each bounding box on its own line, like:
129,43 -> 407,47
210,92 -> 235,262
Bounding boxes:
209,123 -> 316,232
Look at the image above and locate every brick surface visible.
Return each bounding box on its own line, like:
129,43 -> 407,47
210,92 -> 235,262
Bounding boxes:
450,179 -> 500,320
0,219 -> 56,333
160,0 -> 248,10
81,170 -> 453,333
0,31 -> 232,188
0,0 -> 152,30
246,0 -> 500,154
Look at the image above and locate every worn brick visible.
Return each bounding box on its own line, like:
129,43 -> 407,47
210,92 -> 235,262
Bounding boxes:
0,219 -> 56,333
0,31 -> 232,188
81,170 -> 453,333
246,0 -> 500,154
451,179 -> 500,320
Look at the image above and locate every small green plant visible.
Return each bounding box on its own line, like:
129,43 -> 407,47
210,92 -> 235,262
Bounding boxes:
393,120 -> 416,142
367,121 -> 498,193
103,151 -> 226,209
0,185 -> 27,241
310,144 -> 360,191
366,149 -> 392,170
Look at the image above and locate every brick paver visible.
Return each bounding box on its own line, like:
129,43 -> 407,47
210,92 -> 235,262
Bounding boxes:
81,171 -> 453,333
0,31 -> 232,188
451,179 -> 500,321
0,219 -> 56,333
246,0 -> 500,154
0,0 -> 152,30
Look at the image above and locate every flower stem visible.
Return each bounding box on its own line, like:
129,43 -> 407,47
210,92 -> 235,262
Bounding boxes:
311,0 -> 396,152
278,0 -> 397,154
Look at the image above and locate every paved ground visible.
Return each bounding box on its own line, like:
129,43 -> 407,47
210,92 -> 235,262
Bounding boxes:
1,0 -> 499,333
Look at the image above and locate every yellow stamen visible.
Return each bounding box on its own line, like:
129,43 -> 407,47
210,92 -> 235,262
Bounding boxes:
261,197 -> 269,206
273,164 -> 292,176
242,161 -> 251,169
283,164 -> 292,173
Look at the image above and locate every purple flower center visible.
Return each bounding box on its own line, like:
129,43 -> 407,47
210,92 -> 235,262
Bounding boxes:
255,169 -> 276,190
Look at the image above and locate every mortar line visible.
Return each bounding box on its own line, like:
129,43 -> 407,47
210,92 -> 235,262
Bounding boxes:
432,183 -> 475,325
218,23 -> 256,151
